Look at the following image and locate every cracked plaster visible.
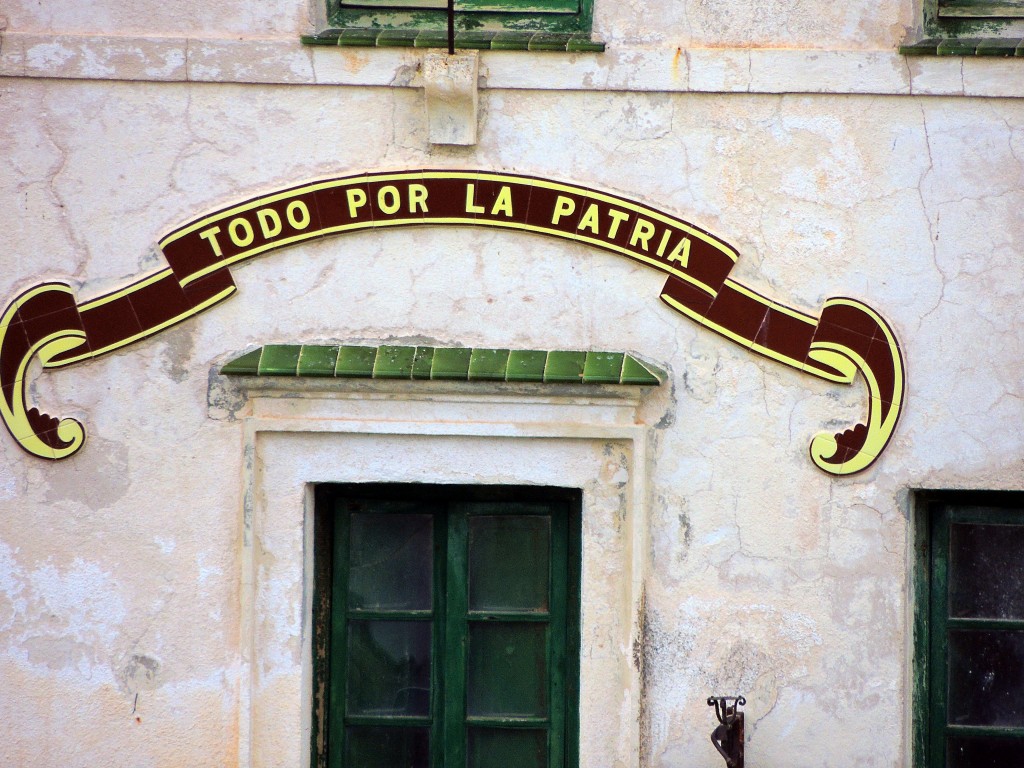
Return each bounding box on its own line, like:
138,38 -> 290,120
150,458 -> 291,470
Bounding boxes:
0,8 -> 1023,764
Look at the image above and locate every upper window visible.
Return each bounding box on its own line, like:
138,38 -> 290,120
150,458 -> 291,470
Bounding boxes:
303,0 -> 602,50
903,0 -> 1024,54
915,492 -> 1024,767
312,484 -> 582,768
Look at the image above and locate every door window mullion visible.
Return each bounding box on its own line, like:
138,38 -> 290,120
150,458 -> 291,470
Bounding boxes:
444,507 -> 470,768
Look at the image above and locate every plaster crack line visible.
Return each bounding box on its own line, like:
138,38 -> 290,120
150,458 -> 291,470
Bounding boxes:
40,100 -> 89,278
915,103 -> 945,330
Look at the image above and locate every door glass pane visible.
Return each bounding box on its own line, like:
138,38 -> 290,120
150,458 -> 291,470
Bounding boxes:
950,523 -> 1024,619
469,515 -> 550,612
468,728 -> 547,768
947,735 -> 1024,767
347,620 -> 431,717
948,630 -> 1024,726
349,513 -> 433,611
346,726 -> 430,768
467,622 -> 548,717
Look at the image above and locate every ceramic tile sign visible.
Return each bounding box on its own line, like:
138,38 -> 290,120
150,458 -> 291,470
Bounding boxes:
0,170 -> 904,475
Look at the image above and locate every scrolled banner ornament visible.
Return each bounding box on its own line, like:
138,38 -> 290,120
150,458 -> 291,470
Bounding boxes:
0,170 -> 904,474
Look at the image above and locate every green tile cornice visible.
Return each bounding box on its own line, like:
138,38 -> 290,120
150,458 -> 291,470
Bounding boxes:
900,36 -> 1024,55
222,345 -> 663,385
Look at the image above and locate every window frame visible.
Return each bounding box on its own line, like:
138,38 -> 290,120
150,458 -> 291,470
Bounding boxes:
913,491 -> 1024,768
312,483 -> 582,768
920,0 -> 1024,39
323,0 -> 595,35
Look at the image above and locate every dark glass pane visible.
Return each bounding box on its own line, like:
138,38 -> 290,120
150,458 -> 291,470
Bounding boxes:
347,620 -> 431,717
949,630 -> 1024,726
469,516 -> 550,612
468,728 -> 547,768
467,622 -> 547,717
349,513 -> 433,611
947,734 -> 1024,767
346,726 -> 429,768
950,523 -> 1024,619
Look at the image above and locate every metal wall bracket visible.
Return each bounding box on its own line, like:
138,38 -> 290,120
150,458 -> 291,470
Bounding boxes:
707,695 -> 745,768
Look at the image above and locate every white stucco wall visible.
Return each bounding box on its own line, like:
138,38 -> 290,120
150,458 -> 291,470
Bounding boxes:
1,1 -> 1023,766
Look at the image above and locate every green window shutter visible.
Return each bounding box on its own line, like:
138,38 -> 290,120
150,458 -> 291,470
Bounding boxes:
938,0 -> 1024,17
315,486 -> 581,768
305,0 -> 600,46
338,0 -> 580,13
917,494 -> 1024,768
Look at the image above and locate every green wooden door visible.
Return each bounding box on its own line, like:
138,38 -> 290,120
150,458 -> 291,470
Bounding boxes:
316,486 -> 581,768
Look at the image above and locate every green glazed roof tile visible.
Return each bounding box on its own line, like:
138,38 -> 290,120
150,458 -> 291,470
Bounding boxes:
336,28 -> 380,47
414,30 -> 451,48
223,345 -> 663,386
412,346 -> 435,380
431,347 -> 473,379
505,350 -> 548,382
490,31 -> 534,51
620,355 -> 663,385
257,344 -> 301,375
220,347 -> 263,376
335,345 -> 378,377
297,345 -> 340,377
976,38 -> 1022,56
528,33 -> 573,51
544,350 -> 586,383
373,346 -> 417,378
454,30 -> 498,49
582,351 -> 625,384
567,34 -> 606,53
899,38 -> 942,55
936,37 -> 982,55
468,349 -> 511,381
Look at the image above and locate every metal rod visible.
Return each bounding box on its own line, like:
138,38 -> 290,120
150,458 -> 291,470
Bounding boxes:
447,0 -> 455,54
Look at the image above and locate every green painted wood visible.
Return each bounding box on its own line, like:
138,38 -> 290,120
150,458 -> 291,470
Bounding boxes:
945,724 -> 1024,737
329,503 -> 352,768
431,511 -> 449,768
919,494 -> 1024,767
302,28 -> 604,51
929,501 -> 951,768
317,487 -> 581,768
548,499 -> 569,768
947,617 -> 1024,630
564,493 -> 582,768
444,508 -> 469,768
315,0 -> 600,38
912,497 -> 932,768
940,0 -> 1024,16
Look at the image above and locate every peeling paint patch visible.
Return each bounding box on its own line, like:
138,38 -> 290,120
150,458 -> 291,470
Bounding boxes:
0,546 -> 126,680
